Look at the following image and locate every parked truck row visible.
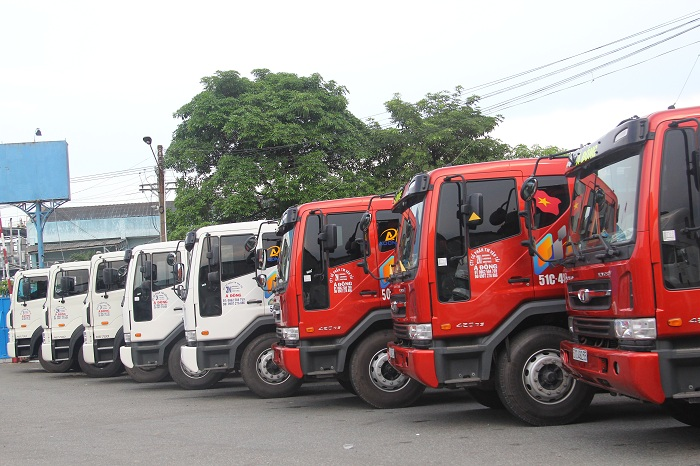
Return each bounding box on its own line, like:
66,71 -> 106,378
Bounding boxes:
5,105 -> 699,428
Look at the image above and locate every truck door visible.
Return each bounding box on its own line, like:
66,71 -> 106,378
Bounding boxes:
11,273 -> 48,355
430,174 -> 534,336
130,251 -> 184,342
51,268 -> 90,333
196,233 -> 260,341
91,259 -> 127,335
652,122 -> 700,337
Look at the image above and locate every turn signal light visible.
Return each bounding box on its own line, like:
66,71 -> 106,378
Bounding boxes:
306,327 -> 315,333
201,330 -> 209,336
135,333 -> 142,337
21,324 -> 26,328
440,323 -> 452,330
667,318 -> 683,327
101,321 -> 108,325
58,323 -> 65,327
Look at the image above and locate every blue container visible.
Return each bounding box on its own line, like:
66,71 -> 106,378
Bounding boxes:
0,296 -> 10,359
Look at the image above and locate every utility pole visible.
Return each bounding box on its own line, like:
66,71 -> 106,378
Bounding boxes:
157,144 -> 166,242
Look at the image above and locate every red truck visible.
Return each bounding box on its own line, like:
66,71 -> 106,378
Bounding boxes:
559,106 -> 700,427
386,157 -> 596,425
265,196 -> 426,408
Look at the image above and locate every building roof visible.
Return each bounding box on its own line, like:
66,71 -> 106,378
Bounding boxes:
47,201 -> 174,223
26,238 -> 127,254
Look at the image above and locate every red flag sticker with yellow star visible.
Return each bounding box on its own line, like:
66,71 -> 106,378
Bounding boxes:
535,192 -> 561,215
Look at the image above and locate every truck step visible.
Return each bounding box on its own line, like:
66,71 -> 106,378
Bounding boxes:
673,391 -> 700,403
444,377 -> 481,387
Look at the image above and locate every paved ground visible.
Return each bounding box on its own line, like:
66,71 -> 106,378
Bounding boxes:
0,361 -> 698,465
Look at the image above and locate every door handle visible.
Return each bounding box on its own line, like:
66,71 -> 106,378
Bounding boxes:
359,290 -> 377,296
173,307 -> 183,312
247,299 -> 263,304
508,277 -> 530,284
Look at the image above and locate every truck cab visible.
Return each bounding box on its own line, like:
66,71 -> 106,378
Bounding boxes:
119,241 -> 199,385
559,106 -> 700,427
386,158 -> 596,425
6,268 -> 50,361
269,196 -> 425,408
40,261 -> 91,373
178,221 -> 300,395
80,250 -> 128,377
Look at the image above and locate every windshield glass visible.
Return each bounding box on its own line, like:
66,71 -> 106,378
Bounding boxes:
395,197 -> 425,276
277,229 -> 294,288
571,152 -> 641,251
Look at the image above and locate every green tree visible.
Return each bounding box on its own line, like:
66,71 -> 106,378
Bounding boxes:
367,87 -> 510,192
166,70 -> 375,239
506,143 -> 565,160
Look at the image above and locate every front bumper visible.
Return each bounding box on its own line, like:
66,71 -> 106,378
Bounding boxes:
119,346 -> 134,369
386,342 -> 439,388
272,344 -> 304,379
180,346 -> 200,373
561,340 -> 665,403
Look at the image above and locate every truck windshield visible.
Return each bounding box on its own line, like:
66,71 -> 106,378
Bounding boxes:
395,197 -> 425,278
277,229 -> 294,290
570,152 -> 641,251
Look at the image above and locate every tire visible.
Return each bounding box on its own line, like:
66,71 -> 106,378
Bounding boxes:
495,326 -> 595,426
240,333 -> 302,398
467,387 -> 504,409
39,344 -> 73,373
168,337 -> 224,390
349,330 -> 425,409
125,365 -> 171,383
337,372 -> 357,395
78,346 -> 124,378
663,399 -> 700,427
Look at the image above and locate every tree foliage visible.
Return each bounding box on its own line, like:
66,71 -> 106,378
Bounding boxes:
506,143 -> 565,160
166,70 -> 375,239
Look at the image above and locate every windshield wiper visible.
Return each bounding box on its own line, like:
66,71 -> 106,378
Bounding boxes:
588,233 -> 621,261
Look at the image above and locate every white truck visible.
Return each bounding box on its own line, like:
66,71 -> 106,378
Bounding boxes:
40,261 -> 91,373
80,250 -> 128,377
179,221 -> 301,395
6,268 -> 50,361
119,240 -> 215,387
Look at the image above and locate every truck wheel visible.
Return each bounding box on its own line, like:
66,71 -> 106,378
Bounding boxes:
350,330 -> 425,409
663,399 -> 700,427
125,365 -> 170,383
168,337 -> 224,390
337,372 -> 357,395
38,344 -> 73,373
241,333 -> 302,398
466,387 -> 504,409
78,347 -> 124,378
495,326 -> 595,426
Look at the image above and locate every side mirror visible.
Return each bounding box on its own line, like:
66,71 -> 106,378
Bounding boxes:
123,249 -> 133,263
102,268 -> 119,287
166,252 -> 177,266
464,193 -> 484,227
142,261 -> 157,281
174,263 -> 185,284
21,280 -> 31,300
359,212 -> 372,232
520,177 -> 538,202
184,230 -> 196,252
256,248 -> 267,270
244,235 -> 257,253
319,224 -> 338,252
594,187 -> 606,207
255,274 -> 268,290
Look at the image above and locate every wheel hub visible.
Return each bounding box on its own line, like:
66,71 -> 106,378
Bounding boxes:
521,348 -> 574,404
368,349 -> 409,392
179,360 -> 209,379
256,348 -> 290,385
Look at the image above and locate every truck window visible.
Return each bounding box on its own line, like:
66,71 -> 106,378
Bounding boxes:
376,210 -> 400,253
54,269 -> 90,299
435,182 -> 471,302
328,212 -> 365,267
532,176 -> 570,229
96,260 -> 127,292
199,236 -> 222,317
18,276 -> 48,301
659,127 -> 700,290
133,253 -> 153,322
151,252 -> 180,292
467,178 -> 520,247
302,214 -> 329,310
220,235 -> 256,282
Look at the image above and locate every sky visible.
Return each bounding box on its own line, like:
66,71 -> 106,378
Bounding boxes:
1,0 -> 699,223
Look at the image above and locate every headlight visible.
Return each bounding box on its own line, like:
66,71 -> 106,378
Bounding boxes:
614,318 -> 656,340
278,327 -> 299,342
407,324 -> 432,340
185,330 -> 197,343
124,333 -> 131,344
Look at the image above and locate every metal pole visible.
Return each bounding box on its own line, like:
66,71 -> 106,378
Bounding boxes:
157,145 -> 167,242
36,204 -> 44,268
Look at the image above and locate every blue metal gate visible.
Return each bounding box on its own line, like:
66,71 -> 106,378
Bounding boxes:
0,296 -> 10,359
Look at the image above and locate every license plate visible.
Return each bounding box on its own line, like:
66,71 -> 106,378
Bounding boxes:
388,347 -> 395,359
572,347 -> 588,363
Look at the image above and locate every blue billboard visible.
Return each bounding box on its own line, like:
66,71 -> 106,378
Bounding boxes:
0,141 -> 70,203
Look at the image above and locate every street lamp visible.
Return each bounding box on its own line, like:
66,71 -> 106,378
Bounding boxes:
143,136 -> 166,242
